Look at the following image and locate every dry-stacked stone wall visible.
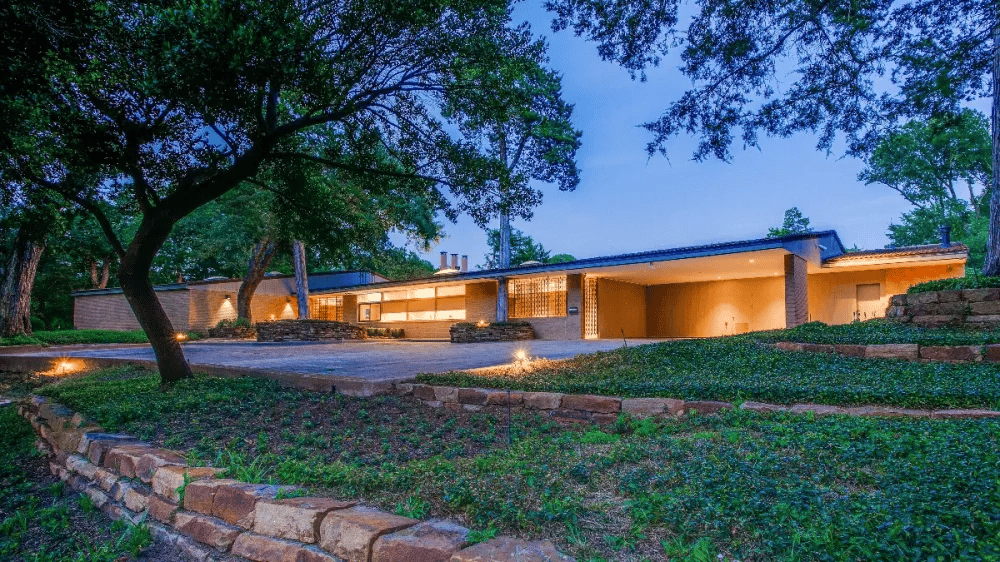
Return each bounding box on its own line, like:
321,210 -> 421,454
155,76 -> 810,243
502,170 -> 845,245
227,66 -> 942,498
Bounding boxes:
885,288 -> 1000,328
449,323 -> 535,343
207,325 -> 256,339
257,320 -> 367,342
773,341 -> 1000,363
18,396 -> 575,562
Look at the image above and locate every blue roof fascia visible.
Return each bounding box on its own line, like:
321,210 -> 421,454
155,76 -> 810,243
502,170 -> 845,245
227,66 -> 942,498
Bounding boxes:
311,231 -> 842,295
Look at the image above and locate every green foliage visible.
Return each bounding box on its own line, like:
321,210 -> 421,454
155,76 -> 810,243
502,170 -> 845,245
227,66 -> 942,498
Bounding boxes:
366,327 -> 404,338
482,227 -> 553,268
29,316 -> 45,332
754,319 -> 1000,346
0,329 -> 200,347
908,275 -> 1000,294
766,207 -> 812,238
421,335 -> 1000,409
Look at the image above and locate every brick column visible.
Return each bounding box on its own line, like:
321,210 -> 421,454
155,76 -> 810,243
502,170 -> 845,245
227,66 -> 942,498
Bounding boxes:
784,254 -> 808,328
566,274 -> 583,339
342,295 -> 358,323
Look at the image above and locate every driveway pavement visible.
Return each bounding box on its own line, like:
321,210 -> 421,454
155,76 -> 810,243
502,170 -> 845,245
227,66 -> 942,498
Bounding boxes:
17,339 -> 659,382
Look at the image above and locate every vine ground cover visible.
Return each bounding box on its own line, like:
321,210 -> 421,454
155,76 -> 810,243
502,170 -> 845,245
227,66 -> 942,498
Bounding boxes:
0,329 -> 201,347
30,367 -> 1000,561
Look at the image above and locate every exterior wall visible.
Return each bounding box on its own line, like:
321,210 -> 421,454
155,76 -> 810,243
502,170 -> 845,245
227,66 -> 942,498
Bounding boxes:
359,320 -> 453,339
808,263 -> 960,325
646,277 -> 785,337
784,254 -> 808,328
465,281 -> 498,324
529,274 -> 582,340
597,279 -> 647,338
73,290 -> 191,331
187,280 -> 297,329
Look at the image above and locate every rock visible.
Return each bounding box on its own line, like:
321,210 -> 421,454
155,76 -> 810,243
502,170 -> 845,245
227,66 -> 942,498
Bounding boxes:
919,346 -> 981,362
83,487 -> 110,509
789,404 -> 846,416
739,401 -> 788,413
457,388 -> 488,406
484,390 -> 524,407
449,537 -> 574,561
931,409 -> 1000,419
319,506 -> 419,562
230,533 -> 303,562
184,479 -> 237,516
864,344 -> 919,360
961,288 -> 1000,302
212,482 -> 288,530
844,406 -> 930,418
965,315 -> 1000,328
684,401 -> 733,415
560,394 -> 621,414
911,315 -> 961,327
411,385 -> 436,401
395,383 -> 415,396
104,445 -> 154,478
124,486 -> 151,512
252,497 -> 356,543
773,342 -> 804,352
433,386 -> 459,403
969,301 -> 1000,315
81,433 -> 139,462
522,392 -> 563,410
148,495 -> 180,524
373,519 -> 470,562
937,290 -> 962,303
136,449 -> 187,483
832,344 -> 866,357
174,512 -> 243,552
909,291 -> 939,305
622,398 -> 683,417
983,344 -> 1000,362
889,294 -> 908,307
151,466 -> 222,503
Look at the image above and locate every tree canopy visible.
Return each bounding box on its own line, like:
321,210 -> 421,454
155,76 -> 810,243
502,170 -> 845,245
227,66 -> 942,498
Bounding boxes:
481,227 -> 574,268
766,207 -> 813,239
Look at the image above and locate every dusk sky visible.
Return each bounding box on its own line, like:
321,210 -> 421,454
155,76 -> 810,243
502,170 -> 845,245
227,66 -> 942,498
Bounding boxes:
405,4 -> 947,268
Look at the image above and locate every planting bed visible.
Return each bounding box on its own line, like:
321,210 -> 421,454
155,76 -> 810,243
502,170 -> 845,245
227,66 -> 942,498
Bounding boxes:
23,366 -> 1000,561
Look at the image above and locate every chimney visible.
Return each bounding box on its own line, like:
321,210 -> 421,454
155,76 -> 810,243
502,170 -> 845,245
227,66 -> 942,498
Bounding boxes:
939,225 -> 951,247
440,251 -> 448,269
461,255 -> 468,272
451,254 -> 458,269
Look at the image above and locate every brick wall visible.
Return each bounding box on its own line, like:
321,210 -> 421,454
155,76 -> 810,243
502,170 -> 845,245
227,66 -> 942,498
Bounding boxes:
465,281 -> 497,324
784,254 -> 808,328
74,290 -> 191,331
528,274 -> 582,340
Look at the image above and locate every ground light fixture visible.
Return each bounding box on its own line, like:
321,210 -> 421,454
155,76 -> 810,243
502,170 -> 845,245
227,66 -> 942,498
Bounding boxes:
52,358 -> 80,376
175,333 -> 187,341
515,350 -> 527,361
476,320 -> 489,328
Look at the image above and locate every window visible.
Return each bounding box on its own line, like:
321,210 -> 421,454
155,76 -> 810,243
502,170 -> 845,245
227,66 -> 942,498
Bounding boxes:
313,297 -> 343,321
510,276 -> 566,318
359,303 -> 381,321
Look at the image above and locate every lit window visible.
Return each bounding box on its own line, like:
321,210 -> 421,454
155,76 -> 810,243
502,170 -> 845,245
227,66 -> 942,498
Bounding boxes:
313,297 -> 343,321
358,303 -> 381,321
510,276 -> 566,318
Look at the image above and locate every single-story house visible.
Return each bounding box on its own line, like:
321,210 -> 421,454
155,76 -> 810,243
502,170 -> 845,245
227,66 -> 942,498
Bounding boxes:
73,230 -> 967,338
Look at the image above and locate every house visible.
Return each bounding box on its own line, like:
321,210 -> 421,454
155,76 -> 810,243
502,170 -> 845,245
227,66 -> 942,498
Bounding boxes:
72,230 -> 967,338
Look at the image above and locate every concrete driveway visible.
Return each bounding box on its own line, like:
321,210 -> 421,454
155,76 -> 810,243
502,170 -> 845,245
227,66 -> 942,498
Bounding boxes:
17,339 -> 659,382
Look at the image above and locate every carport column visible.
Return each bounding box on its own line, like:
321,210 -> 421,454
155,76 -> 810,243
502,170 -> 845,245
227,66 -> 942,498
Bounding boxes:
566,274 -> 584,339
783,254 -> 808,328
342,295 -> 358,323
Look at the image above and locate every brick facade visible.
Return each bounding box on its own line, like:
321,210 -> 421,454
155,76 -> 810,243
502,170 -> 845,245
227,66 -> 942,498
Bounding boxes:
74,289 -> 191,332
784,254 -> 808,328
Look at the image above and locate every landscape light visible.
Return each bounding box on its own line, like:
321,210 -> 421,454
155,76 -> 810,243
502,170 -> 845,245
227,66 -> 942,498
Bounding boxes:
477,320 -> 488,328
54,359 -> 79,375
515,350 -> 527,361
175,333 -> 187,341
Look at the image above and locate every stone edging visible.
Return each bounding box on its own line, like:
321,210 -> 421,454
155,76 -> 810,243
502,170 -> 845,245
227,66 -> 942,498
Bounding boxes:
773,341 -> 1000,363
397,383 -> 1000,421
18,396 -> 575,562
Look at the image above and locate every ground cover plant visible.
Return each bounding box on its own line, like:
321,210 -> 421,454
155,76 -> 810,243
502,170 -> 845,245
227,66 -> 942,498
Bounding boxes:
422,336 -> 1000,409
749,319 -> 1000,346
0,404 -> 162,561
30,367 -> 1000,561
0,330 -> 201,347
907,276 -> 1000,293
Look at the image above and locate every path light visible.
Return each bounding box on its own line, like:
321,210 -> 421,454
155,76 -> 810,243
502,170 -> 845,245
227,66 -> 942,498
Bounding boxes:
53,358 -> 80,376
515,350 -> 527,361
476,320 -> 488,328
175,333 -> 187,341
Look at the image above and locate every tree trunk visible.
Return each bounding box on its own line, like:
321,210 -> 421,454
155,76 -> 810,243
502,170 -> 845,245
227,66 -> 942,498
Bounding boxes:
117,212 -> 192,384
496,213 -> 511,322
99,256 -> 110,289
237,239 -> 276,321
0,230 -> 44,336
89,257 -> 99,288
985,24 -> 1000,276
292,240 -> 310,319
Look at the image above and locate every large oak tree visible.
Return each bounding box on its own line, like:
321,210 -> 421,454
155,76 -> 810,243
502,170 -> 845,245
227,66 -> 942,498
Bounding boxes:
2,0 -> 556,383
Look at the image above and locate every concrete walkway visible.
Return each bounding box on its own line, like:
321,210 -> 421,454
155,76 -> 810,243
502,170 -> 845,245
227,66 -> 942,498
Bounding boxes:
15,339 -> 659,382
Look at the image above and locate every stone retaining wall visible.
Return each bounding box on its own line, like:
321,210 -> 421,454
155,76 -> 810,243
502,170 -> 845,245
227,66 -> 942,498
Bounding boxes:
449,323 -> 535,343
257,320 -> 367,342
207,325 -> 256,339
886,288 -> 1000,328
399,383 -> 1000,421
774,341 -> 1000,362
18,396 -> 574,562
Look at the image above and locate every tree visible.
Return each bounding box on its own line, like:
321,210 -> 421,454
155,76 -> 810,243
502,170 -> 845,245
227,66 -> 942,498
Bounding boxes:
888,205 -> 988,271
860,110 -> 991,219
766,207 -> 813,238
3,0 -> 552,383
446,25 -> 581,320
544,0 -> 1000,273
481,228 -> 574,268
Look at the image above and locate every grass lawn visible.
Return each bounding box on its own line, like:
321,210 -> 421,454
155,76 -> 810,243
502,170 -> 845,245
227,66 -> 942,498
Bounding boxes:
0,329 -> 201,348
32,367 -> 1000,562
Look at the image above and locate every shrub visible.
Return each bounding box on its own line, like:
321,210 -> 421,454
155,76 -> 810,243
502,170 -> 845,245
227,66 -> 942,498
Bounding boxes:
29,316 -> 45,332
216,319 -> 234,329
908,275 -> 1000,294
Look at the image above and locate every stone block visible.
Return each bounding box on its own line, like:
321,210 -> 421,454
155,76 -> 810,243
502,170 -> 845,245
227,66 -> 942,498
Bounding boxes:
931,409 -> 1000,419
966,315 -> 1000,327
832,344 -> 866,358
124,486 -> 151,512
522,392 -> 563,410
909,291 -> 939,305
983,344 -> 1000,362
104,445 -> 153,478
889,294 -> 908,307
298,545 -> 345,562
433,386 -> 459,403
319,506 -> 419,562
253,497 -> 356,543
684,401 -> 733,415
560,394 -> 621,414
739,401 -> 789,413
789,404 -> 846,416
184,479 -> 237,516
449,537 -> 573,562
174,512 -> 243,552
864,344 -> 919,360
395,383 -> 414,396
461,404 -> 484,413
484,390 -> 523,407
92,467 -> 118,491
457,388 -> 488,406
151,465 -> 222,503
935,301 -> 968,315
844,406 -> 930,418
83,486 -> 110,510
230,533 -> 302,562
148,495 -> 180,524
80,433 -> 138,460
884,306 -> 908,319
962,288 -> 1000,302
373,519 -> 470,562
548,409 -> 591,423
212,482 -> 287,529
937,290 -> 962,303
66,455 -> 99,479
969,301 -> 1000,315
919,346 -> 981,362
176,534 -> 212,562
801,343 -> 834,354
773,342 -> 804,352
621,398 -> 683,418
102,502 -> 142,526
911,315 -> 961,327
136,449 -> 187,483
411,384 -> 436,401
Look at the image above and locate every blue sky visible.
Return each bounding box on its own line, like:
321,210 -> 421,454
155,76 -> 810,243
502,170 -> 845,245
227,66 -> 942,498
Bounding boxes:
406,4 -> 922,268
